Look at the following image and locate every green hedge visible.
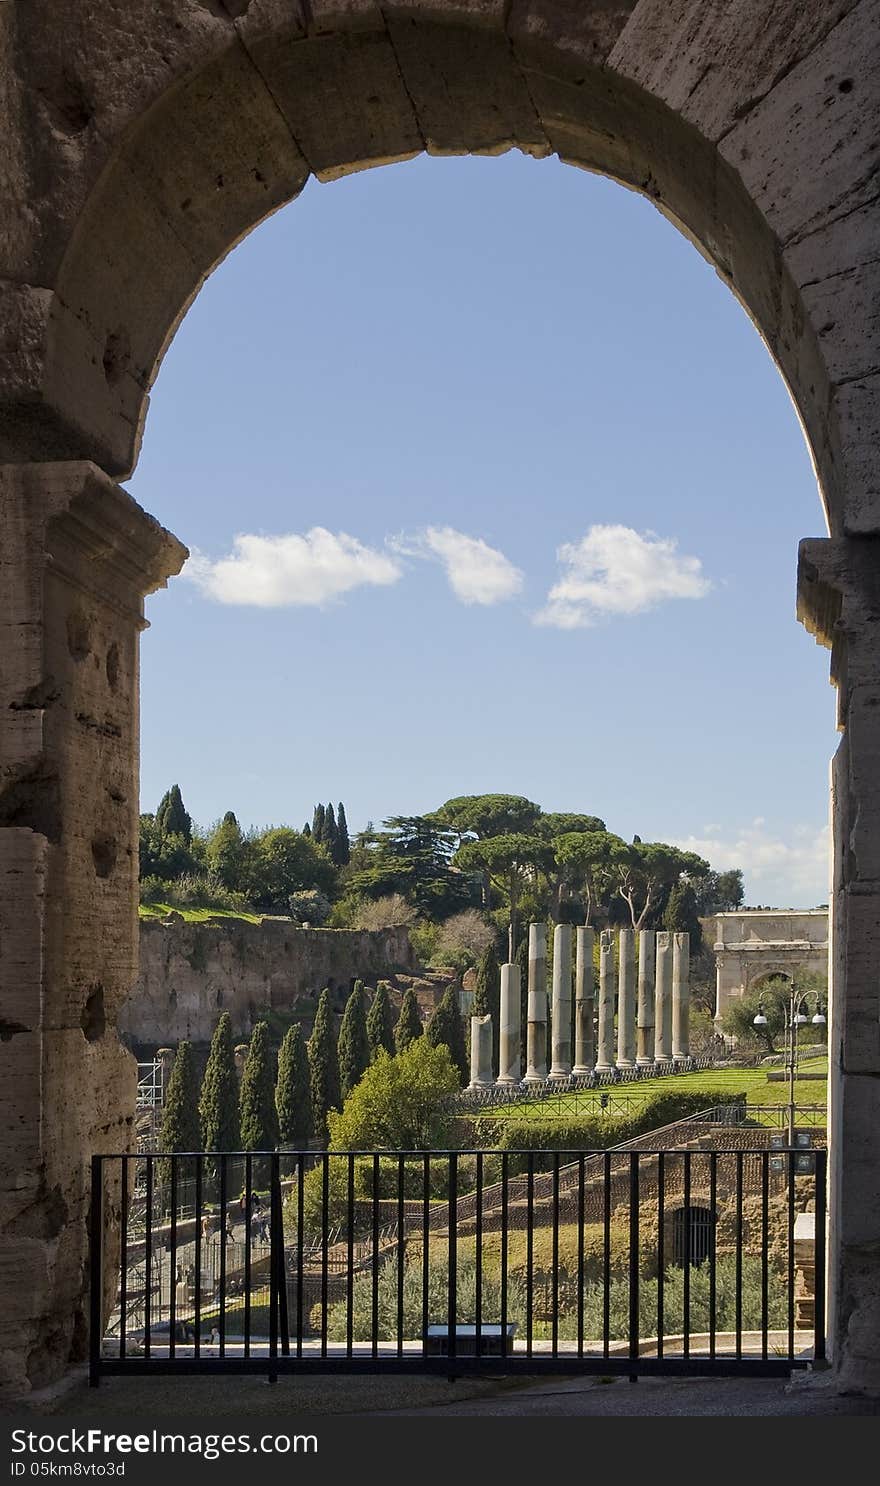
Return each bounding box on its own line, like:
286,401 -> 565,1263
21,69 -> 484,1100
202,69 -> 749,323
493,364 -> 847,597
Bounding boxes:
469,1090 -> 747,1174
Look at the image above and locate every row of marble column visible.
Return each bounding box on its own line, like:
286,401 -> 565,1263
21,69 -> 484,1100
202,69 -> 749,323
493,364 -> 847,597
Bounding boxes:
468,924 -> 691,1089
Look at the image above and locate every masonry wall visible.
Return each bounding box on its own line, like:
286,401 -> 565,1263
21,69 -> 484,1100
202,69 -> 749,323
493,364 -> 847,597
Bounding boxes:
120,919 -> 417,1052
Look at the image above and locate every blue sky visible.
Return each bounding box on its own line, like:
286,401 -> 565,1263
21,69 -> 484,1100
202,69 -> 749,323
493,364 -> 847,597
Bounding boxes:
129,151 -> 836,909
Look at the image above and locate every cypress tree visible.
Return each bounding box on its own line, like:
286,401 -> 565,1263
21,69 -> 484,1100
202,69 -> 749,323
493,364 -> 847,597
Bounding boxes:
303,822 -> 311,838
394,986 -> 423,1053
336,802 -> 351,866
276,1024 -> 312,1147
337,981 -> 371,1100
366,981 -> 396,1061
324,803 -> 338,860
156,783 -> 192,843
159,1041 -> 200,1186
239,1022 -> 279,1153
473,940 -> 501,1075
664,881 -> 702,953
425,984 -> 468,1084
199,1012 -> 240,1152
312,803 -> 326,845
308,988 -> 340,1144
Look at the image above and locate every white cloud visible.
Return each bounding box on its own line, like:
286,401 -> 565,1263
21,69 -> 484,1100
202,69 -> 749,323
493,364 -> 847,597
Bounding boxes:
392,526 -> 524,606
182,528 -> 402,608
534,523 -> 711,629
669,820 -> 830,909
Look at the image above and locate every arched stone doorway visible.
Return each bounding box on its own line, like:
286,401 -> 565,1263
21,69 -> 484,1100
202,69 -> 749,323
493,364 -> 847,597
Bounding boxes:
1,2 -> 877,1397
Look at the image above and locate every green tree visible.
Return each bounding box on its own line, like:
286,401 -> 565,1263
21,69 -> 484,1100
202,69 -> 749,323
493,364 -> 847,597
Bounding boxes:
199,1013 -> 240,1151
722,974 -> 827,1055
206,811 -> 250,891
239,1021 -> 279,1153
473,940 -> 500,1072
156,784 -> 192,844
247,827 -> 336,912
312,803 -> 326,845
276,1024 -> 312,1147
694,869 -> 745,915
338,981 -> 371,1099
664,880 -> 703,952
335,802 -> 351,867
328,1039 -> 459,1149
308,989 -> 340,1144
425,984 -> 468,1084
454,833 -> 553,959
612,841 -> 710,931
159,1041 -> 200,1185
324,803 -> 338,860
348,815 -> 475,918
394,986 -> 423,1052
551,829 -> 626,926
367,982 -> 396,1061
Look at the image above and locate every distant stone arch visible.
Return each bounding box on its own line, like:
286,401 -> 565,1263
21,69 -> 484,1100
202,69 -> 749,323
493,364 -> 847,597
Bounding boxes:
708,911 -> 828,1023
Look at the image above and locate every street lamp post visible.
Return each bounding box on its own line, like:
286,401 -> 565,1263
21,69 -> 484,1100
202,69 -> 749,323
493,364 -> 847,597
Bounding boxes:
753,983 -> 825,1144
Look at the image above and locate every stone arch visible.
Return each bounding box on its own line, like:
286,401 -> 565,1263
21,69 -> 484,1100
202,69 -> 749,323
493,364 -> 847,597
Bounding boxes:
0,0 -> 878,1400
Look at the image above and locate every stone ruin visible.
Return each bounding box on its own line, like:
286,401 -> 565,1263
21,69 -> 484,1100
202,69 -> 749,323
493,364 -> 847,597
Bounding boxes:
470,925 -> 691,1089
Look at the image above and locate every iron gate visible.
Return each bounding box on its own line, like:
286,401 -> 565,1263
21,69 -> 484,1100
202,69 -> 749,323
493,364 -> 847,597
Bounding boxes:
90,1146 -> 826,1383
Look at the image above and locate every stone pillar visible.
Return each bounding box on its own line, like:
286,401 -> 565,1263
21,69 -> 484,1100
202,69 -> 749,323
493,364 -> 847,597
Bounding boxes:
672,932 -> 690,1062
636,930 -> 655,1066
595,929 -> 616,1073
799,537 -> 880,1391
616,928 -> 636,1069
523,922 -> 548,1084
548,923 -> 573,1080
0,462 -> 186,1396
572,926 -> 595,1075
468,1014 -> 494,1090
654,931 -> 673,1063
497,962 -> 521,1087
156,1047 -> 175,1103
234,1043 -> 249,1079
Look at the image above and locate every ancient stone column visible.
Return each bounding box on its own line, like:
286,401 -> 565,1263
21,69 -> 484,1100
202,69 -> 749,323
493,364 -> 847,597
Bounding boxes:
672,931 -> 690,1062
497,962 -> 521,1087
468,1014 -> 494,1089
654,931 -> 673,1063
572,926 -> 595,1075
549,923 -> 573,1080
0,462 -> 186,1396
616,928 -> 636,1068
595,929 -> 616,1073
637,930 -> 656,1066
523,922 -> 548,1084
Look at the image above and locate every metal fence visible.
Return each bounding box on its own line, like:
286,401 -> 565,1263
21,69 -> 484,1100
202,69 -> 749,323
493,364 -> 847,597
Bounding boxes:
90,1146 -> 826,1384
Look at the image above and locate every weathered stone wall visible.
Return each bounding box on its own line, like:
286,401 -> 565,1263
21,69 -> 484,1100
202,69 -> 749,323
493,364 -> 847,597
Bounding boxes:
120,919 -> 416,1051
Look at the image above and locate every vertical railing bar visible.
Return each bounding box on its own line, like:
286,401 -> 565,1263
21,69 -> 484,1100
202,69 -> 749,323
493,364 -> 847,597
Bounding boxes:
89,1156 -> 103,1386
448,1153 -> 458,1367
475,1152 -> 483,1356
347,1155 -> 355,1360
501,1153 -> 509,1358
577,1155 -> 585,1359
296,1156 -> 304,1360
268,1153 -> 279,1384
243,1155 -> 252,1358
735,1151 -> 743,1361
788,1148 -> 796,1362
397,1155 -> 405,1359
629,1153 -> 639,1373
602,1151 -> 611,1361
814,1148 -> 827,1362
168,1155 -> 178,1360
372,1153 -> 380,1361
683,1151 -> 691,1361
275,1151 -> 289,1358
709,1154 -> 717,1361
218,1156 -> 227,1357
526,1154 -> 534,1360
321,1154 -> 329,1360
119,1157 -> 128,1362
761,1151 -> 769,1362
421,1155 -> 430,1358
144,1158 -> 153,1362
193,1159 -> 202,1361
551,1154 -> 560,1359
657,1151 -> 665,1361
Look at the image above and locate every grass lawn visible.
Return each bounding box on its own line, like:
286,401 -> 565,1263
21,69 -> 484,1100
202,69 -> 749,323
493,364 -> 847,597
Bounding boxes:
138,902 -> 262,925
485,1060 -> 827,1127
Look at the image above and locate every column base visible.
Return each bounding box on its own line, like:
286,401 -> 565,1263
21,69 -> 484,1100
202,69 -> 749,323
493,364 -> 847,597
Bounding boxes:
636,1057 -> 654,1068
571,1064 -> 593,1077
616,1059 -> 635,1070
548,1067 -> 572,1081
673,1053 -> 690,1063
467,1078 -> 494,1091
522,1071 -> 546,1085
495,1075 -> 520,1088
594,1062 -> 615,1074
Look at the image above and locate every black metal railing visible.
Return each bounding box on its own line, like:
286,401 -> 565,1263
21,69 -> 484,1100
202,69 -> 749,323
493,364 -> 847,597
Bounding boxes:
90,1146 -> 826,1384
